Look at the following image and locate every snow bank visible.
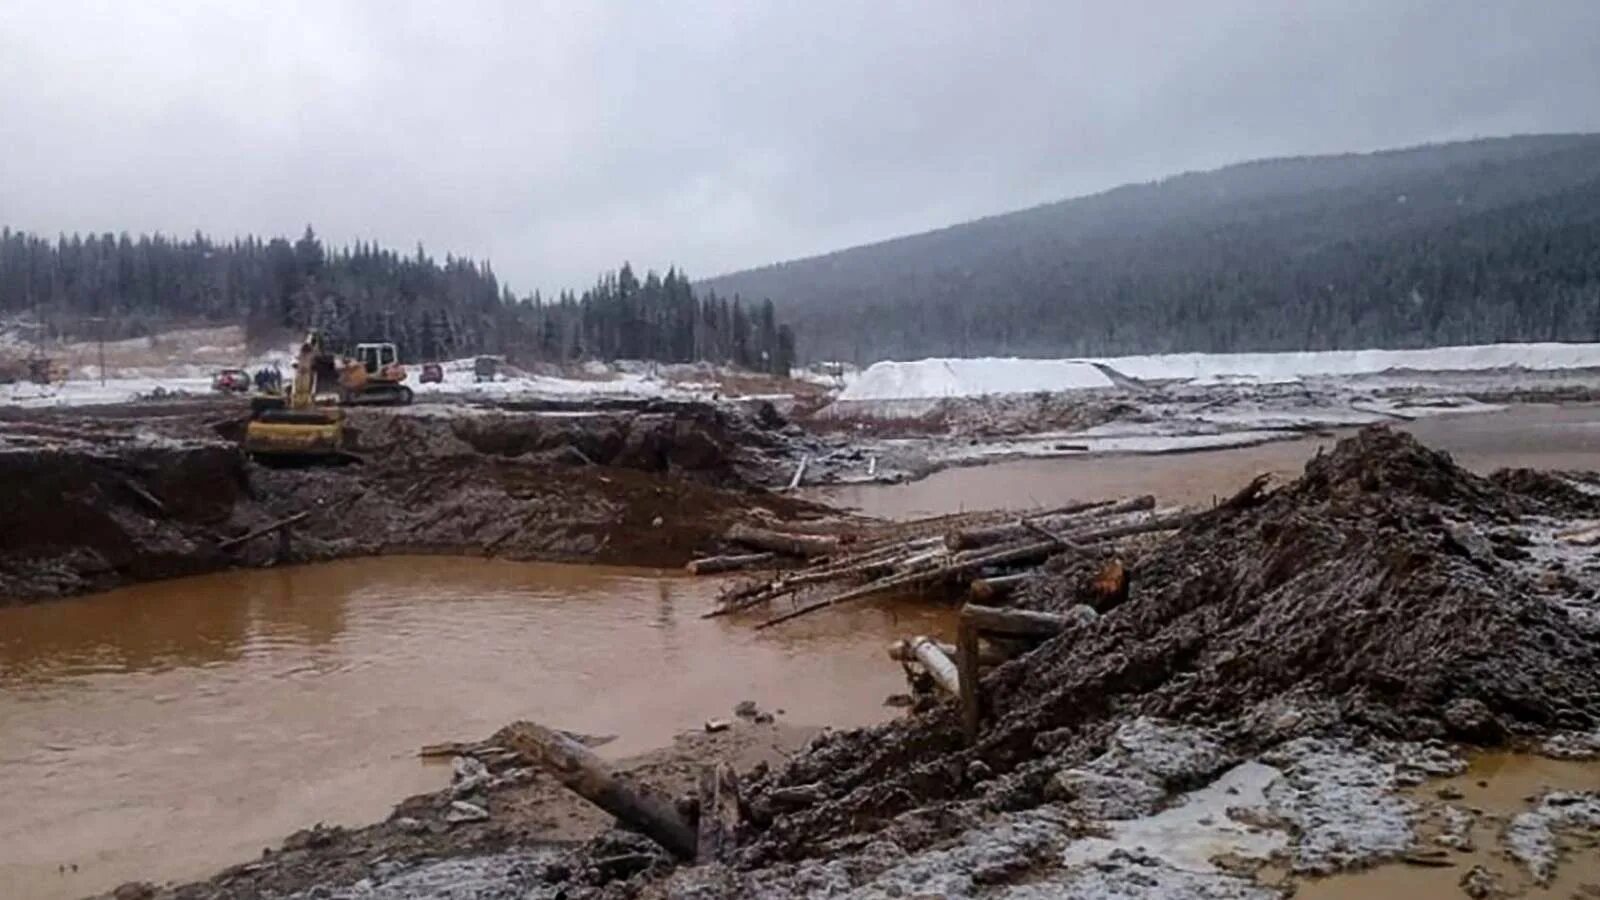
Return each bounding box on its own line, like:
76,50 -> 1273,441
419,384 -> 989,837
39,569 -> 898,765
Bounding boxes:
840,358 -> 1115,401
838,342 -> 1600,401
1092,342 -> 1600,385
2,377 -> 213,408
404,358 -> 706,401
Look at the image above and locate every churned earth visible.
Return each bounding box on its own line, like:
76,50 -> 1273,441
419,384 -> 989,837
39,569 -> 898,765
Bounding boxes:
97,427 -> 1600,900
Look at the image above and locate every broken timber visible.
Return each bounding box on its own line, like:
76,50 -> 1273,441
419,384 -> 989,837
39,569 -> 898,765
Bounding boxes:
496,720 -> 697,860
685,552 -> 778,575
968,572 -> 1035,603
217,511 -> 310,551
725,522 -> 840,558
909,635 -> 960,696
755,512 -> 1188,630
695,762 -> 743,863
957,604 -> 1077,744
887,637 -> 1011,667
944,495 -> 1154,550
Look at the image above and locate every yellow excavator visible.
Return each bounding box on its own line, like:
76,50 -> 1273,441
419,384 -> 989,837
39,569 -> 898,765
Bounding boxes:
243,332 -> 346,460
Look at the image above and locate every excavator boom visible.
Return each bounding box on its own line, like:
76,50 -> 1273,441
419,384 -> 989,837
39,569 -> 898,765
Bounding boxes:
243,332 -> 346,460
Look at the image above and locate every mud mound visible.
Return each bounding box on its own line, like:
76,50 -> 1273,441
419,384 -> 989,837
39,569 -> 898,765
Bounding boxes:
740,427 -> 1600,862
349,405 -> 780,486
0,442 -> 245,599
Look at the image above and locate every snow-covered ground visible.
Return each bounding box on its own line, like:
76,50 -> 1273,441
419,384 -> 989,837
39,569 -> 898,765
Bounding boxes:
839,358 -> 1112,401
2,376 -> 217,408
836,342 -> 1600,402
1098,342 -> 1600,386
0,350 -> 798,408
403,357 -> 710,402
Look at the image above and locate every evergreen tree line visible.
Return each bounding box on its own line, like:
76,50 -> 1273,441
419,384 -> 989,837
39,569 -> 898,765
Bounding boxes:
525,264 -> 795,375
702,134 -> 1600,362
0,226 -> 795,374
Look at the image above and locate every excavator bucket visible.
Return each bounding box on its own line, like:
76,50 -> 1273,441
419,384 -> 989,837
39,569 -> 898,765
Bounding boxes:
243,408 -> 346,460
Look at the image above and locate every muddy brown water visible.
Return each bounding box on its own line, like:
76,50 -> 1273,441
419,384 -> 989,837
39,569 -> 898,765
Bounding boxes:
1292,753 -> 1600,899
817,403 -> 1600,518
0,557 -> 955,900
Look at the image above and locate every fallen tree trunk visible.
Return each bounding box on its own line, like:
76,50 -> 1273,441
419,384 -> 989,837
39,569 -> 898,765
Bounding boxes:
962,603 -> 1094,637
945,495 -> 1155,550
685,552 -> 778,576
217,511 -> 310,551
968,572 -> 1035,603
696,762 -> 743,863
784,455 -> 809,491
909,635 -> 960,696
418,739 -> 500,759
725,522 -> 840,558
495,721 -> 698,860
887,637 -> 1011,667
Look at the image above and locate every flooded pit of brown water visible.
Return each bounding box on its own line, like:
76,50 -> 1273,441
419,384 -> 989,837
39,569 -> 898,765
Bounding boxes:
0,557 -> 955,899
1292,753 -> 1600,899
818,403 -> 1600,518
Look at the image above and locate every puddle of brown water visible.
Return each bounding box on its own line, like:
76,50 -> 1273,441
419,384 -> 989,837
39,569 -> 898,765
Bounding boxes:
0,557 -> 955,900
819,403 -> 1600,518
1293,752 -> 1600,899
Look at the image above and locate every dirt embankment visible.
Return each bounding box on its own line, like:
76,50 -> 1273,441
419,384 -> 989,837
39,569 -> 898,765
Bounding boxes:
0,401 -> 818,604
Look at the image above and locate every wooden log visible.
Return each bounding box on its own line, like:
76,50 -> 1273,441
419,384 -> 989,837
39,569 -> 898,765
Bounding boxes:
495,721 -> 698,860
1063,512 -> 1191,544
756,512 -> 1189,630
785,455 -> 810,491
910,635 -> 961,696
686,552 -> 778,575
217,511 -> 311,551
886,637 -> 1011,667
960,604 -> 1074,637
702,538 -> 942,617
756,538 -> 1054,629
945,496 -> 1153,550
1217,473 -> 1272,511
419,739 -> 500,758
957,620 -> 981,744
969,573 -> 1034,603
695,762 -> 742,863
725,522 -> 840,558
120,478 -> 168,515
768,783 -> 826,810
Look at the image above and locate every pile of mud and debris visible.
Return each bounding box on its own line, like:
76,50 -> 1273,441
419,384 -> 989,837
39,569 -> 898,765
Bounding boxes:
131,427 -> 1600,899
0,401 -> 821,603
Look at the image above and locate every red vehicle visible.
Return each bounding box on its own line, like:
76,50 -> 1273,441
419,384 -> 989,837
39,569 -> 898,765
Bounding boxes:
212,368 -> 250,393
420,362 -> 444,384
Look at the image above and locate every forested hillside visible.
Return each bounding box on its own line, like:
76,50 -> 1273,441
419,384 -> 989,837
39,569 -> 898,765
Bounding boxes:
0,228 -> 795,373
702,134 -> 1600,362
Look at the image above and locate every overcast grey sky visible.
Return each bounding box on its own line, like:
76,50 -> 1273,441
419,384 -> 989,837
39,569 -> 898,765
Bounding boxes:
2,1 -> 1597,295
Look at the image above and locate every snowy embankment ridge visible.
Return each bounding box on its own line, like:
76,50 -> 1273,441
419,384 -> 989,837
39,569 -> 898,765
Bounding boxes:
804,342 -> 1600,481
837,342 -> 1600,403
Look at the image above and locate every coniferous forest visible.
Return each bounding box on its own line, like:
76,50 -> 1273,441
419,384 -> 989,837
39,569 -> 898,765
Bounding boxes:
0,227 -> 797,375
702,134 -> 1600,362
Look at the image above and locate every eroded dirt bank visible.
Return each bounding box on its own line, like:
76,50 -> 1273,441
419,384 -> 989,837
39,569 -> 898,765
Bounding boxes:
0,400 -> 817,604
124,427 -> 1600,900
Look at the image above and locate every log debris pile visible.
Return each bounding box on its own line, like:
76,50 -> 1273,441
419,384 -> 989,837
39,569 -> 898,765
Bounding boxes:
693,493 -> 1188,627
